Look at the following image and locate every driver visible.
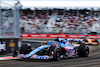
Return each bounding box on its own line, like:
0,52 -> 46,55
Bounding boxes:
55,37 -> 59,42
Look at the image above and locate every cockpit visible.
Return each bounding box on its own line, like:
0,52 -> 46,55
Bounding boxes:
48,42 -> 57,47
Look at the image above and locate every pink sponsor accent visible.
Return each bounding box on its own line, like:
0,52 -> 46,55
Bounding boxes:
18,54 -> 27,58
65,47 -> 69,52
65,47 -> 73,49
65,47 -> 70,55
30,55 -> 35,58
73,50 -> 75,55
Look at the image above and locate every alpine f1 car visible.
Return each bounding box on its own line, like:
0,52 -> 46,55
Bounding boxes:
13,38 -> 89,61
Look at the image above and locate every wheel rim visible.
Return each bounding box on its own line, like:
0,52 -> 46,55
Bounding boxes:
57,52 -> 60,57
86,49 -> 89,56
56,52 -> 60,60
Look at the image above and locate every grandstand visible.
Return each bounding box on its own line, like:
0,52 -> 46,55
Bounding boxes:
20,8 -> 100,35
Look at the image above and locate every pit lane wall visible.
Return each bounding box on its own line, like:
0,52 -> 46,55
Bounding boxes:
21,34 -> 100,39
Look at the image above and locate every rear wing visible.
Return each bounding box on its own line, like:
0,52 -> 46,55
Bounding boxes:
67,38 -> 83,42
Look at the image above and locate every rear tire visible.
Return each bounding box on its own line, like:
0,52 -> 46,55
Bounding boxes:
78,44 -> 89,57
20,44 -> 32,54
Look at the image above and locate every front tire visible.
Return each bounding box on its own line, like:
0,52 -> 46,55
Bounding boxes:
49,47 -> 61,61
54,48 -> 61,60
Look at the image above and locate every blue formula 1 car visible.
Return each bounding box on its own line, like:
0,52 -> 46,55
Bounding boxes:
13,37 -> 89,61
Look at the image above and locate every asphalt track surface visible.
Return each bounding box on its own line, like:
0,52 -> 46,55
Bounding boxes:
0,39 -> 100,67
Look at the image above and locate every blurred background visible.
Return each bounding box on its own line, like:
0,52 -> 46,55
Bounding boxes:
0,0 -> 100,35
19,7 -> 100,34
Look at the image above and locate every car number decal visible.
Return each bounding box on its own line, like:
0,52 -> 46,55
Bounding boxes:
68,49 -> 74,55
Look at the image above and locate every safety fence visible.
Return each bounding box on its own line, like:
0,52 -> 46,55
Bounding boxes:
21,34 -> 100,39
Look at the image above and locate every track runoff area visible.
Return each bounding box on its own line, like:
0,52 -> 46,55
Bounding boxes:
0,39 -> 100,67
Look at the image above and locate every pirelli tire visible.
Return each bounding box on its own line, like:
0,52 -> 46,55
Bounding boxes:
49,47 -> 61,61
78,44 -> 89,57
